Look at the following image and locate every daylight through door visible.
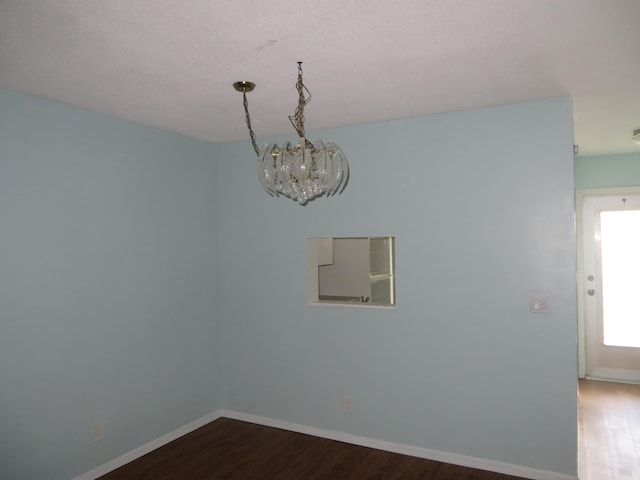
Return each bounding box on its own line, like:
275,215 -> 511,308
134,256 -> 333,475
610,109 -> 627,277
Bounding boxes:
579,191 -> 640,383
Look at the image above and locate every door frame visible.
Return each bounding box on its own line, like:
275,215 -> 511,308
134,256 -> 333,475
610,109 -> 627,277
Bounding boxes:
576,186 -> 640,379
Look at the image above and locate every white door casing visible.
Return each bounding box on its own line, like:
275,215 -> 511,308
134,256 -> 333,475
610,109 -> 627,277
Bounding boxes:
577,187 -> 640,383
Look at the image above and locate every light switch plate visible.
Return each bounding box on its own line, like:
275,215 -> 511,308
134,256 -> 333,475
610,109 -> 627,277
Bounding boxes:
530,295 -> 551,313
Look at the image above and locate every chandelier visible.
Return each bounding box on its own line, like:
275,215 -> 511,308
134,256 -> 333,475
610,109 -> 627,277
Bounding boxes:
233,62 -> 349,205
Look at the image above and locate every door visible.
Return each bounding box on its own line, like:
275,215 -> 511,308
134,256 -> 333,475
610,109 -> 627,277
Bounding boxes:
578,190 -> 640,382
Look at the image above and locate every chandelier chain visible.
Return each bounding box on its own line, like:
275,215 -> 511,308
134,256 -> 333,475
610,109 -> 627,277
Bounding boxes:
289,62 -> 313,149
242,91 -> 260,156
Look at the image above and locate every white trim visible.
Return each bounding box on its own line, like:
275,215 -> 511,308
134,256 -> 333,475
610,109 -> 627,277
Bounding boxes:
587,368 -> 640,384
576,189 -> 587,378
72,410 -> 224,480
308,301 -> 396,310
220,410 -> 578,480
576,186 -> 640,380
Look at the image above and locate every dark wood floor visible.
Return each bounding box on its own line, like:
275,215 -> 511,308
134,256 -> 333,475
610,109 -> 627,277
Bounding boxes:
98,418 -> 527,480
579,379 -> 640,480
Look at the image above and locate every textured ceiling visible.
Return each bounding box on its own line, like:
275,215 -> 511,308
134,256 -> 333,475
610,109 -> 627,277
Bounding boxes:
1,0 -> 639,156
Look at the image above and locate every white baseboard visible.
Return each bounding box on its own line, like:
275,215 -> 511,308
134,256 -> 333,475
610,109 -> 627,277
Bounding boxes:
74,408 -> 578,480
220,410 -> 578,480
587,367 -> 640,384
72,410 -> 224,480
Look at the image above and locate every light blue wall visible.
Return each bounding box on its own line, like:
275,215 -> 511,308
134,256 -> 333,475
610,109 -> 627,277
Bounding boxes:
0,91 -> 578,479
217,98 -> 578,476
0,90 -> 222,479
575,152 -> 640,189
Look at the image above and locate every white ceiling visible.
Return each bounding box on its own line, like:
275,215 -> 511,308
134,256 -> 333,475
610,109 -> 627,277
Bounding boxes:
1,0 -> 640,157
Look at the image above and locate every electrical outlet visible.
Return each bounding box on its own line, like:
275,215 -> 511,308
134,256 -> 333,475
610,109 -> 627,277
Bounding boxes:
343,395 -> 353,413
92,422 -> 104,441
